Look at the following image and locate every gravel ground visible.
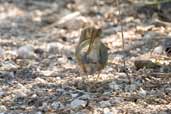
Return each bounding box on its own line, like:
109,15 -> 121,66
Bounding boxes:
0,0 -> 171,114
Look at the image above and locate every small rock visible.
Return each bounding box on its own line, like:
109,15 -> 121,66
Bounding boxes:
0,90 -> 5,97
40,70 -> 55,77
109,81 -> 121,91
0,105 -> 7,112
5,50 -> 18,58
75,0 -> 96,13
14,83 -> 30,97
110,97 -> 123,105
1,61 -> 18,70
35,77 -> 47,83
47,42 -> 64,54
36,111 -> 42,114
138,88 -> 147,97
152,46 -> 163,55
80,94 -> 90,99
57,12 -> 86,30
76,111 -> 88,114
124,84 -> 137,92
99,101 -> 111,108
103,108 -> 113,114
0,47 -> 4,57
61,16 -> 85,30
70,99 -> 87,108
40,102 -> 48,112
51,101 -> 64,110
0,113 -> 5,114
17,45 -> 35,59
58,56 -> 68,64
104,67 -> 113,73
165,87 -> 171,93
58,12 -> 80,24
0,71 -> 15,79
111,107 -> 118,114
158,111 -> 167,114
71,93 -> 79,98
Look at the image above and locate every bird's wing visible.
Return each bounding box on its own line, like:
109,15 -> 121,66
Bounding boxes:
99,42 -> 109,66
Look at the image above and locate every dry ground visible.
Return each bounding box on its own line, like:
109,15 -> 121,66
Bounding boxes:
0,0 -> 171,114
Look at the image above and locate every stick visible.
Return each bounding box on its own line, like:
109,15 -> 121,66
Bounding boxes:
116,0 -> 131,83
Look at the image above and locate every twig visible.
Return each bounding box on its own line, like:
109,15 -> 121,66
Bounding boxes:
116,0 -> 131,83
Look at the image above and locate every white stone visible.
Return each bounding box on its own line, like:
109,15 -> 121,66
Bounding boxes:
35,77 -> 47,83
111,107 -> 118,114
153,46 -> 163,54
17,45 -> 35,59
57,12 -> 87,30
5,49 -> 18,57
47,42 -> 64,54
0,105 -> 7,112
80,94 -> 90,99
109,81 -> 121,91
36,112 -> 42,114
70,99 -> 87,108
125,84 -> 137,92
75,0 -> 95,13
58,12 -> 80,25
0,90 -> 5,97
0,47 -> 4,57
103,108 -> 112,114
99,101 -> 111,108
1,61 -> 18,70
158,111 -> 167,114
40,70 -> 55,77
51,101 -> 64,110
71,93 -> 79,98
138,88 -> 147,97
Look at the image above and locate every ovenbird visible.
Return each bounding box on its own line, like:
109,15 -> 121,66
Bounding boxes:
75,26 -> 109,75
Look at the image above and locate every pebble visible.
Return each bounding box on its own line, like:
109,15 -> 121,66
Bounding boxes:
39,70 -> 55,77
75,0 -> 95,13
51,101 -> 64,110
17,45 -> 35,59
124,84 -> 137,92
14,83 -> 30,97
0,47 -> 4,57
36,111 -> 42,114
71,93 -> 79,98
103,108 -> 113,114
158,111 -> 168,114
138,88 -> 147,97
80,94 -> 90,99
152,46 -> 163,55
58,12 -> 80,24
99,101 -> 111,108
47,42 -> 64,54
58,12 -> 87,30
0,105 -> 7,112
0,90 -> 5,97
0,71 -> 15,79
110,97 -> 123,105
35,77 -> 47,83
1,61 -> 18,70
109,81 -> 121,91
70,99 -> 87,108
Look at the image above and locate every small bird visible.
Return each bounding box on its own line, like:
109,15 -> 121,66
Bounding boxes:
75,26 -> 109,77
